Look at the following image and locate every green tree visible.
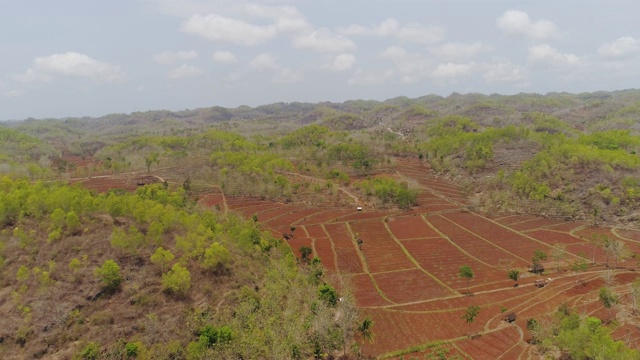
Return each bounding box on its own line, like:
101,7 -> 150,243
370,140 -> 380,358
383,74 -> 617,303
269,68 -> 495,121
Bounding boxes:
150,247 -> 174,272
461,305 -> 480,336
459,265 -> 474,294
318,283 -> 338,306
508,269 -> 520,287
94,260 -> 123,292
571,258 -> 588,283
162,263 -> 191,297
533,249 -> 547,265
202,242 -> 231,273
357,317 -> 374,356
299,246 -> 312,264
599,286 -> 619,309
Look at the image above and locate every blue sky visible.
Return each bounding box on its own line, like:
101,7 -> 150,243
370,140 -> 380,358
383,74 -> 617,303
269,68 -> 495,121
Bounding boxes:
1,0 -> 639,120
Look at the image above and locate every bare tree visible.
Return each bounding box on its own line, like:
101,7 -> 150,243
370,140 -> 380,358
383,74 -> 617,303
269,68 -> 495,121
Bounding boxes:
550,243 -> 566,272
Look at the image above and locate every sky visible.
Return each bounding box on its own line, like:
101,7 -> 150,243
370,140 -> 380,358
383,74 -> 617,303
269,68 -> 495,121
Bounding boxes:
1,0 -> 639,121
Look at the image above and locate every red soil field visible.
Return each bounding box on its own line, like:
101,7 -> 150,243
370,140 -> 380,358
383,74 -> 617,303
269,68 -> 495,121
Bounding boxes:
264,207 -> 322,226
372,268 -> 455,303
455,325 -> 521,360
197,192 -> 224,208
313,237 -> 337,273
440,211 -> 552,265
506,217 -> 569,232
426,214 -> 527,268
344,273 -> 393,307
251,204 -> 296,222
400,237 -> 507,291
302,224 -> 328,239
613,324 -> 640,348
545,221 -> 588,233
349,221 -> 416,273
492,214 -> 540,225
526,229 -> 584,246
296,209 -> 354,225
386,215 -> 441,239
286,237 -> 314,259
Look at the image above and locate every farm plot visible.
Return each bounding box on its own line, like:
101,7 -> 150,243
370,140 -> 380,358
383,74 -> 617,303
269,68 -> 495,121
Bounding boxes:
344,273 -> 393,307
338,211 -> 390,222
386,215 -> 441,239
492,214 -> 539,225
265,207 -> 324,227
251,204 -> 297,222
545,221 -> 588,233
312,237 -> 337,273
197,192 -> 224,208
400,237 -> 507,291
324,223 -> 365,274
296,209 -> 354,225
227,203 -> 274,218
506,217 -> 569,232
441,211 -> 552,265
286,237 -> 314,260
373,268 -> 455,303
350,221 -> 415,273
426,214 -> 526,268
526,229 -> 585,246
303,224 -> 327,238
455,325 -> 521,360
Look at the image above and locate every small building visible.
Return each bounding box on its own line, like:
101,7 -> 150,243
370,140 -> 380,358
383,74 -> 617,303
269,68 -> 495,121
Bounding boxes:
504,312 -> 517,323
535,279 -> 547,288
529,263 -> 544,274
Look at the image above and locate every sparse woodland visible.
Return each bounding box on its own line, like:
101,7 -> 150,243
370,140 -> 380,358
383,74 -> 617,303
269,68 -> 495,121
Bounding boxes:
2,90 -> 640,358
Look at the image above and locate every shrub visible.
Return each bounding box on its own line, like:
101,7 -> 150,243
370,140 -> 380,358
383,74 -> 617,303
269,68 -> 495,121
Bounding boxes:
150,247 -> 174,272
94,260 -> 123,292
162,263 -> 191,296
75,342 -> 100,360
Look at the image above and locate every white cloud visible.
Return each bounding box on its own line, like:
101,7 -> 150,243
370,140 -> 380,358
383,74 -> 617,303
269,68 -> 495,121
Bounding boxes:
293,29 -> 356,53
324,53 -> 356,71
396,23 -> 445,45
153,50 -> 198,64
483,62 -> 528,84
212,50 -> 238,64
528,44 -> 579,66
497,10 -> 558,41
15,52 -> 125,84
182,13 -> 276,45
272,68 -> 303,84
245,4 -> 311,35
250,53 -> 279,70
348,69 -> 394,86
428,42 -> 491,61
430,62 -> 476,83
339,18 -> 399,36
167,64 -> 204,79
339,18 -> 444,44
598,37 -> 640,58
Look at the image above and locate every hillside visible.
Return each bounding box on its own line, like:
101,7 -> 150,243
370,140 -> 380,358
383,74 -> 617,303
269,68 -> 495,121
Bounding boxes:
2,90 -> 640,359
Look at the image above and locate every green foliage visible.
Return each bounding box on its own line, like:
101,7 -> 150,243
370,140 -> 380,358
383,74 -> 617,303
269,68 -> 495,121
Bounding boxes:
94,260 -> 123,292
162,263 -> 191,296
353,177 -> 417,208
508,270 -> 520,284
318,283 -> 338,306
202,242 -> 231,272
299,246 -> 313,263
461,305 -> 480,325
533,250 -> 547,264
16,265 -> 30,281
459,265 -> 473,292
599,287 -> 619,309
150,247 -> 175,272
75,342 -> 100,360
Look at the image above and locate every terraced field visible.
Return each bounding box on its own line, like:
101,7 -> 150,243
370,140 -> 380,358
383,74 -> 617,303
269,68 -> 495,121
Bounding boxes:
196,157 -> 640,358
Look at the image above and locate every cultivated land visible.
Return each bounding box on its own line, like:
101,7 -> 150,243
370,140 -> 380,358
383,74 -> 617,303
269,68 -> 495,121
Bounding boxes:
5,91 -> 640,359
187,156 -> 640,359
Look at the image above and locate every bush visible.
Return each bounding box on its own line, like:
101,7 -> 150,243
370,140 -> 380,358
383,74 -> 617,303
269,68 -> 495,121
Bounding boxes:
162,263 -> 191,296
94,260 -> 123,292
75,342 -> 100,360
